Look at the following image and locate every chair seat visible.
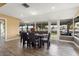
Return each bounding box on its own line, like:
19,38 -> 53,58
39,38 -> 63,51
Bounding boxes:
42,38 -> 48,40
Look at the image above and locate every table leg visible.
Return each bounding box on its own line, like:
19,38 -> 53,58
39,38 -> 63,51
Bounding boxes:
39,38 -> 42,48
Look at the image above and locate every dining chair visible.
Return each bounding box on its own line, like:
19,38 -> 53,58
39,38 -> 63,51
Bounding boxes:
19,31 -> 23,42
28,32 -> 36,48
41,33 -> 50,49
22,32 -> 29,48
28,32 -> 41,48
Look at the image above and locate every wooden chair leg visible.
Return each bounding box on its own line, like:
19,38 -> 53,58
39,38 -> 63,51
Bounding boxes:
47,42 -> 50,49
23,40 -> 25,48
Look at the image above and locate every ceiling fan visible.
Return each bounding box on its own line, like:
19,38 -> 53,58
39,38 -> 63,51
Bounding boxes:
22,3 -> 30,8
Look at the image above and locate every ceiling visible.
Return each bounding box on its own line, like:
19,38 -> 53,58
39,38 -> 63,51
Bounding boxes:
0,3 -> 79,23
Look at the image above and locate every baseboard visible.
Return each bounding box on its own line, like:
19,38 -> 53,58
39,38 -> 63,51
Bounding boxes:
5,37 -> 19,42
5,38 -> 17,42
58,40 -> 79,48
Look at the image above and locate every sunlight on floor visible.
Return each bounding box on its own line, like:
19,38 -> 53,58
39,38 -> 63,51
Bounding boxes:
50,32 -> 57,40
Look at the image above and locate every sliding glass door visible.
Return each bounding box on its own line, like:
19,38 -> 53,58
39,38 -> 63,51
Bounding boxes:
50,22 -> 58,40
0,20 -> 5,46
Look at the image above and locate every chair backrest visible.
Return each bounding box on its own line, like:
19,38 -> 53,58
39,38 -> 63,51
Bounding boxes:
29,32 -> 35,42
19,31 -> 22,36
22,32 -> 28,40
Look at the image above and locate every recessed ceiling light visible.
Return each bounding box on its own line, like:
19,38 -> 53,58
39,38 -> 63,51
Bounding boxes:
30,11 -> 37,15
51,6 -> 55,9
20,14 -> 24,17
